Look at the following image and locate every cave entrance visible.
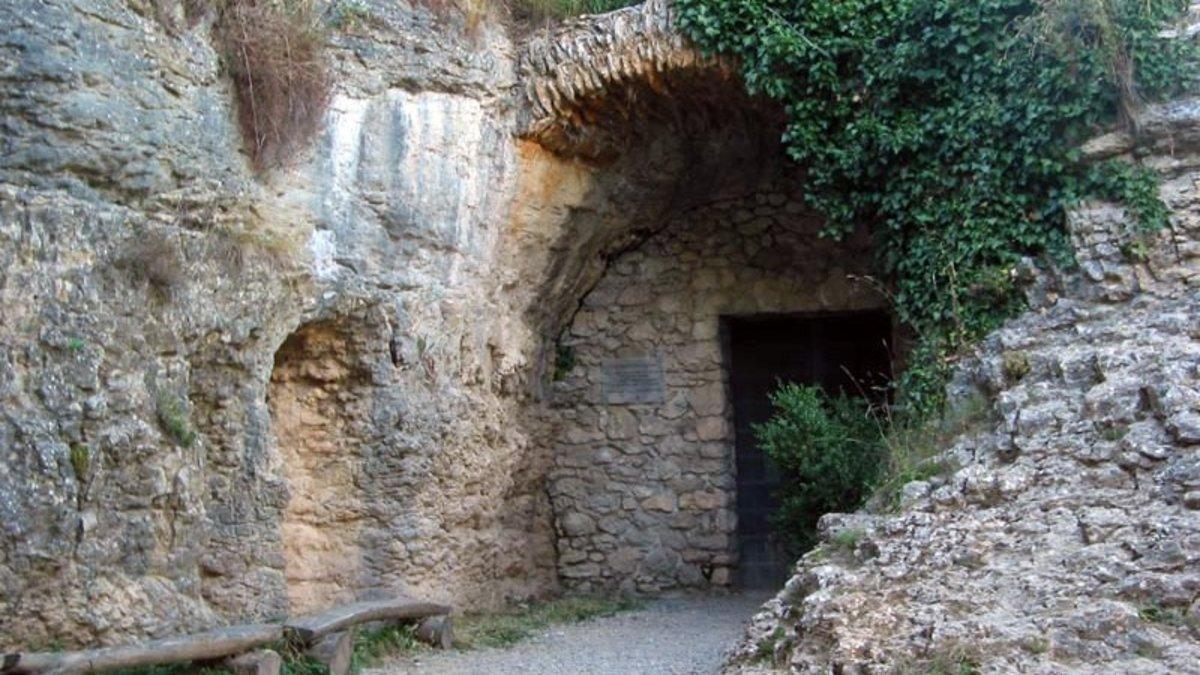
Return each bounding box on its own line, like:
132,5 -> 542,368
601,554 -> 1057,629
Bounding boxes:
725,311 -> 892,588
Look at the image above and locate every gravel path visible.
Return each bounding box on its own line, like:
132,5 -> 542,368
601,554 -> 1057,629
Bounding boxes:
374,593 -> 770,675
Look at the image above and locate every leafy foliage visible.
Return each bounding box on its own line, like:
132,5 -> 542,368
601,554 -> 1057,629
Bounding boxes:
677,0 -> 1196,412
753,383 -> 883,554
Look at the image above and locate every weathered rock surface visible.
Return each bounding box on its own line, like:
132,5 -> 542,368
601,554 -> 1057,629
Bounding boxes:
0,0 -> 779,649
0,0 -> 557,648
724,112 -> 1200,673
4,2 -> 1200,672
517,0 -> 762,160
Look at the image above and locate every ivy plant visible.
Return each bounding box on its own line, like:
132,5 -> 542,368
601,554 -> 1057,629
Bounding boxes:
676,0 -> 1196,413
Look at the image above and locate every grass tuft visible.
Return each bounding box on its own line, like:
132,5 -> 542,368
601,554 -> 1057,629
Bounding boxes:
455,595 -> 642,649
156,392 -> 197,448
1140,603 -> 1200,632
351,624 -> 426,669
871,394 -> 994,511
69,444 -> 90,483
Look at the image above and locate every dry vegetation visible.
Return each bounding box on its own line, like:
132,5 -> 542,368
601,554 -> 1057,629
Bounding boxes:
215,0 -> 331,171
117,227 -> 186,296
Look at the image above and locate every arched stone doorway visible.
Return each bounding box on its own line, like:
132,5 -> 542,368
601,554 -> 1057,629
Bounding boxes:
546,183 -> 890,593
511,0 -> 898,594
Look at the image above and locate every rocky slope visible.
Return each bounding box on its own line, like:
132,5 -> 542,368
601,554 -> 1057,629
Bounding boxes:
725,105 -> 1200,674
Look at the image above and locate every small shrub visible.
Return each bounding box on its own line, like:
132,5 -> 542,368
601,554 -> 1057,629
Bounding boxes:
1002,352 -> 1032,383
156,392 -> 197,447
67,337 -> 86,353
752,626 -> 786,664
119,230 -> 185,296
1121,237 -> 1152,263
216,0 -> 332,171
351,624 -> 425,669
754,383 -> 883,555
552,341 -> 575,381
1140,603 -> 1200,632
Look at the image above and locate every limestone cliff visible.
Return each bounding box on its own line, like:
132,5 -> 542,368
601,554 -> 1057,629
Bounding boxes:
0,0 -> 552,646
2,3 -> 1198,673
0,0 -> 770,647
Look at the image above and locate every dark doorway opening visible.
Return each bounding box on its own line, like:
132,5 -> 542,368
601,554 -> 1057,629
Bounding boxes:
725,311 -> 892,589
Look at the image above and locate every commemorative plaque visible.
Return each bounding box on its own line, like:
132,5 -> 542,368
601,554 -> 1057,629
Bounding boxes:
601,354 -> 666,404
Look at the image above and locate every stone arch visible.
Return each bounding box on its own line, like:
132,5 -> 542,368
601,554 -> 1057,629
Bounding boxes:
507,0 -> 791,358
268,320 -> 374,614
518,0 -> 774,162
510,1 -> 898,594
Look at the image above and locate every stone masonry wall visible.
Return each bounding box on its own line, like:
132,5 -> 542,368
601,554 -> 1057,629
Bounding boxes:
548,183 -> 885,593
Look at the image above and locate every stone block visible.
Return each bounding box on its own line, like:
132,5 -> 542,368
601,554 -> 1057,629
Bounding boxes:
560,563 -> 600,579
688,384 -> 726,416
559,512 -> 596,537
225,650 -> 282,675
642,493 -> 677,512
680,491 -> 725,510
695,416 -> 728,441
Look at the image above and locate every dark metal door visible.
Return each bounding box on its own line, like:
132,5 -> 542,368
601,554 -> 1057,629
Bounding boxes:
727,312 -> 891,588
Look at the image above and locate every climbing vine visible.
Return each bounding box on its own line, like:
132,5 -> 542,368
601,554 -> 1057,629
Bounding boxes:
676,0 -> 1196,413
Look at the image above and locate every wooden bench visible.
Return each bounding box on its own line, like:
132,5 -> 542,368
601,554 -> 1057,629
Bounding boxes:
4,595 -> 453,675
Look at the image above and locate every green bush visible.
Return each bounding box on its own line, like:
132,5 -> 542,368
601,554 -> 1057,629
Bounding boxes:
677,0 -> 1197,414
754,383 -> 883,554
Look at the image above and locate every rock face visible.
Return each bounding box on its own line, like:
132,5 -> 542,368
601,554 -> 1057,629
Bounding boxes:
0,0 -> 553,647
723,107 -> 1200,673
2,2 -> 1198,672
0,0 -> 771,648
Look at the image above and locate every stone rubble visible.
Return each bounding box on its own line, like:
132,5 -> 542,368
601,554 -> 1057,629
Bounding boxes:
724,110 -> 1200,673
